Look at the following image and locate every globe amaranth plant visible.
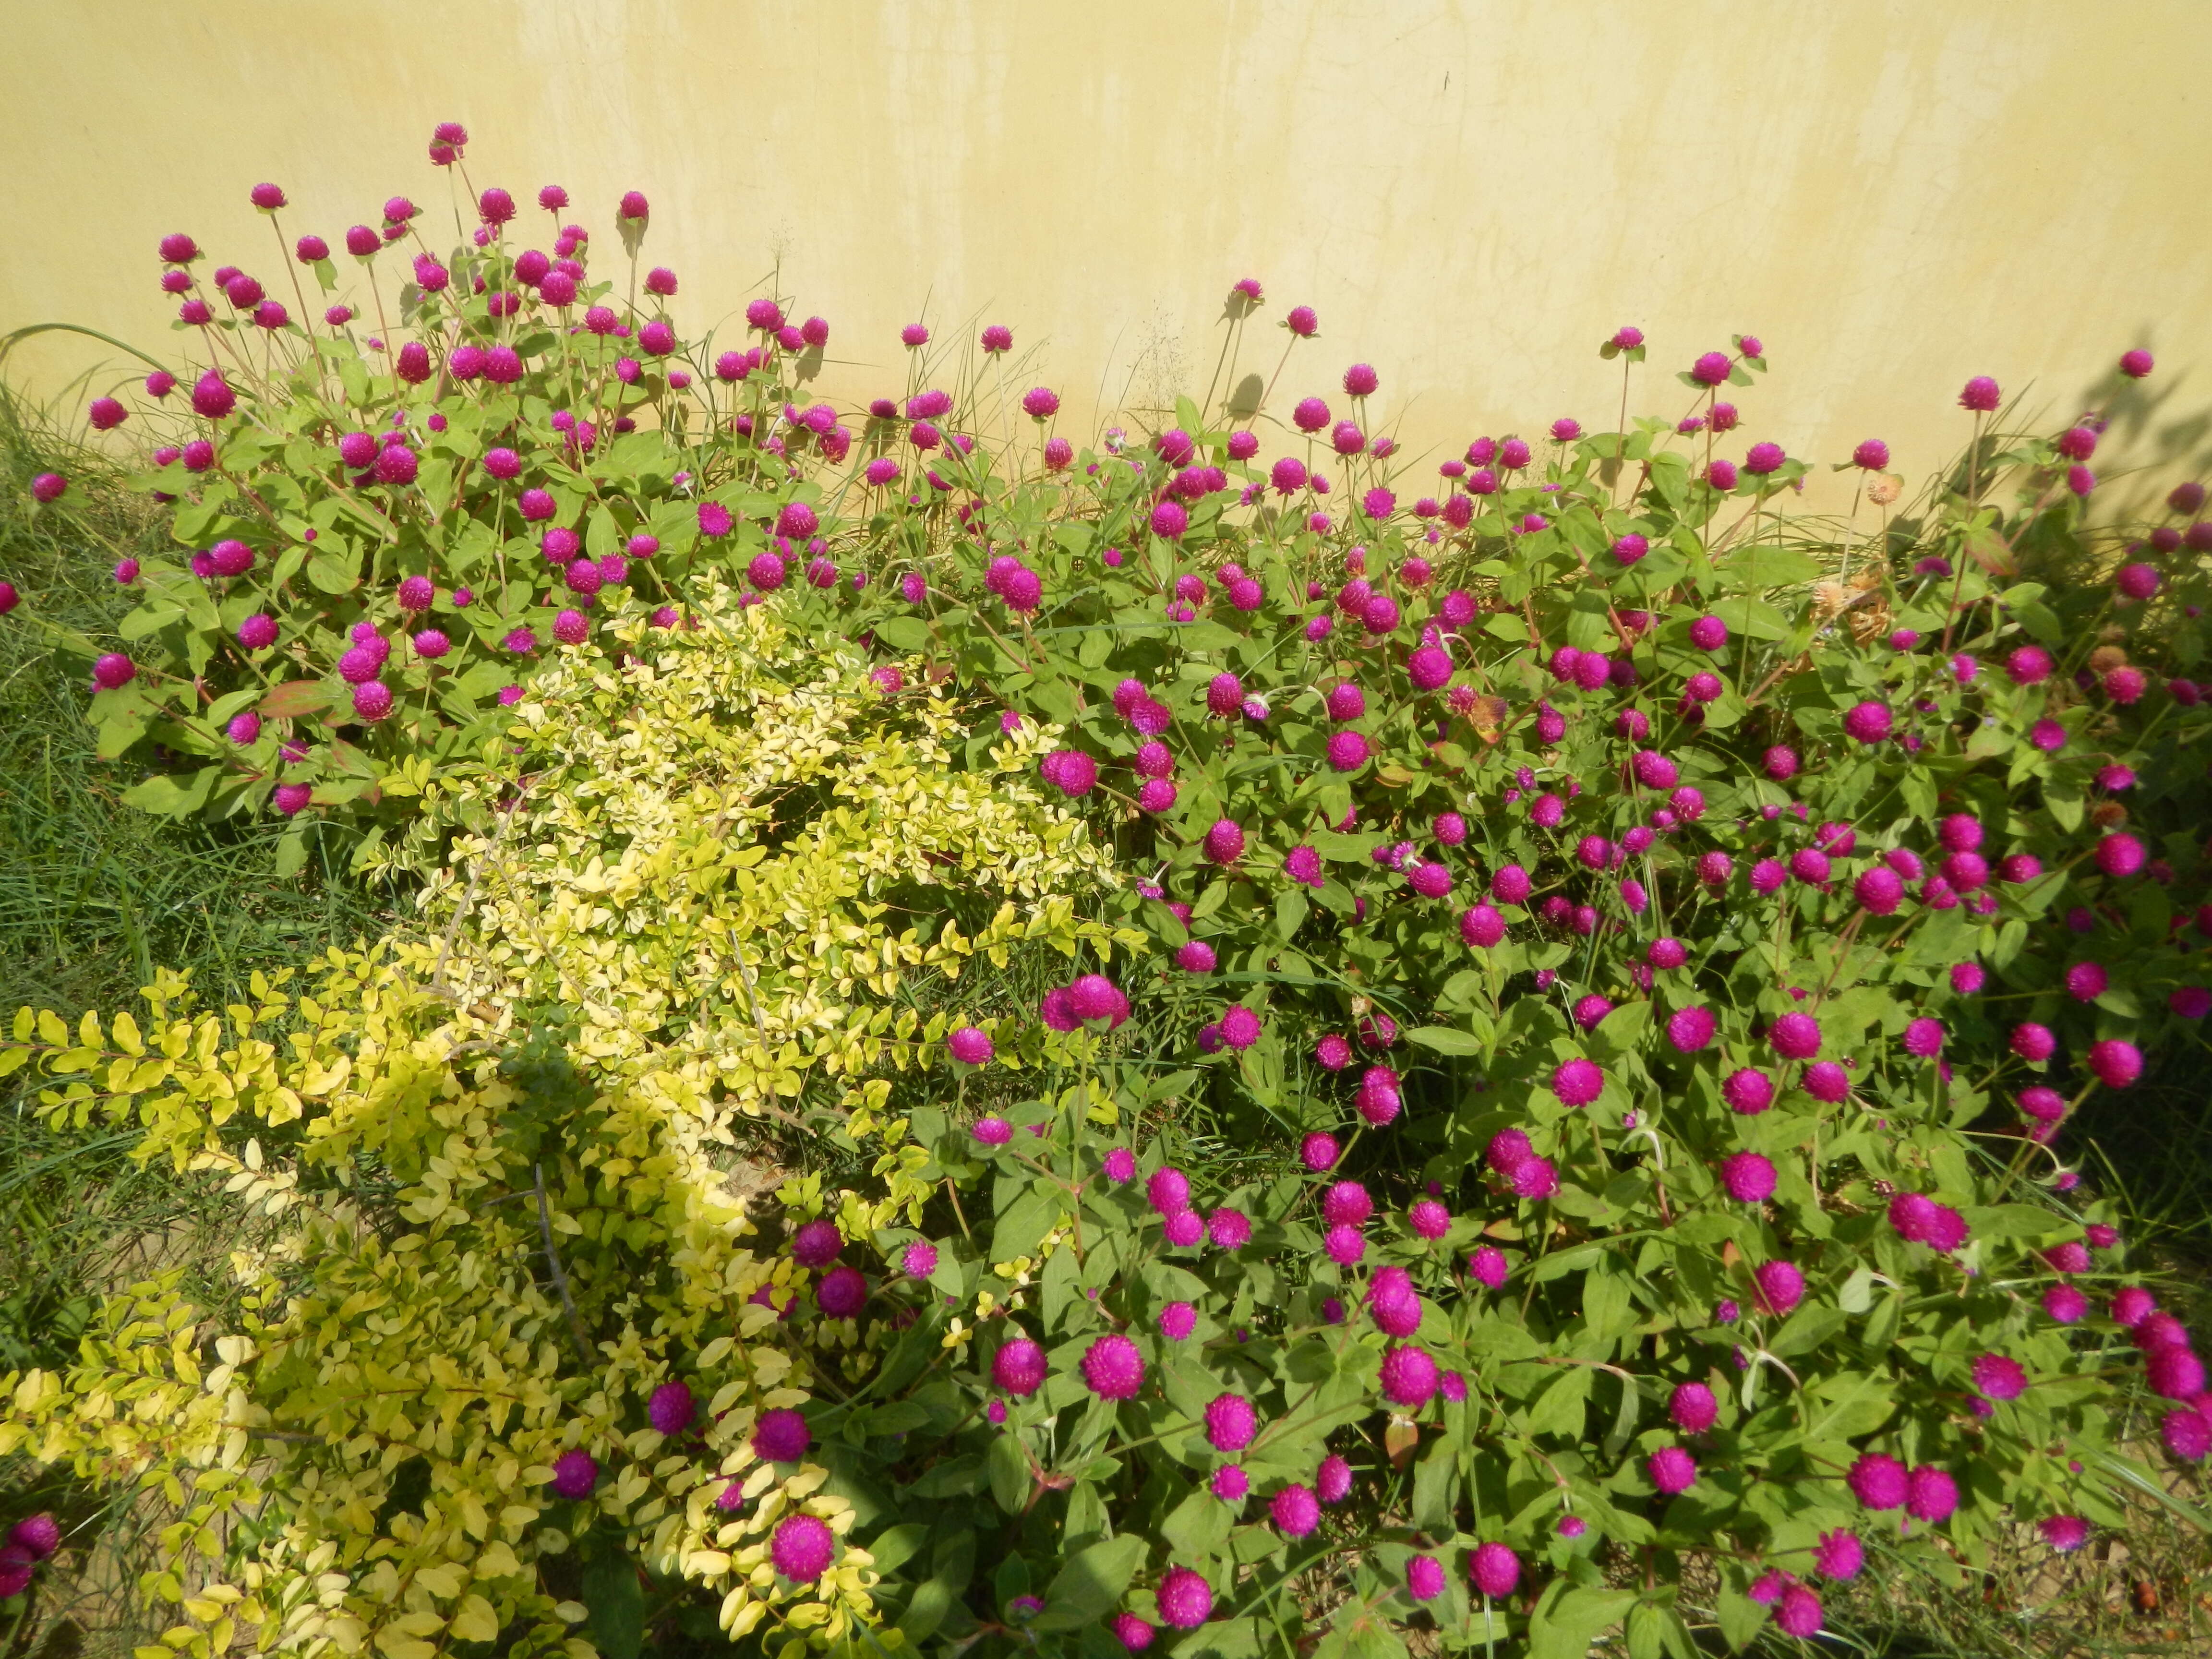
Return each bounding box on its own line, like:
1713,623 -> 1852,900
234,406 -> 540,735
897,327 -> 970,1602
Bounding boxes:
5,116 -> 2212,1659
0,602 -> 1138,1659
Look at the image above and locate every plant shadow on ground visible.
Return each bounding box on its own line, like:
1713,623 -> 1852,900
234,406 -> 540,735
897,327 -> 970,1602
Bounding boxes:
1,384 -> 2210,1658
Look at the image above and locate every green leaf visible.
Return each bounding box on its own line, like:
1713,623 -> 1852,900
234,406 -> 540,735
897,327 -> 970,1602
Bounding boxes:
992,1185 -> 1059,1265
1767,1303 -> 1850,1358
96,707 -> 154,760
1407,1025 -> 1486,1056
1714,1586 -> 1765,1653
274,824 -> 309,878
988,1428 -> 1029,1514
1625,1601 -> 1696,1659
1528,1583 -> 1636,1659
1042,1242 -> 1081,1332
119,602 -> 186,642
1034,1536 -> 1147,1631
1525,1366 -> 1593,1437
1711,595 -> 1792,640
582,1550 -> 646,1659
1962,1203 -> 2063,1238
1802,1370 -> 1895,1441
306,549 -> 361,594
1715,545 -> 1824,588
120,765 -> 220,817
1402,1434 -> 1455,1530
874,615 -> 934,652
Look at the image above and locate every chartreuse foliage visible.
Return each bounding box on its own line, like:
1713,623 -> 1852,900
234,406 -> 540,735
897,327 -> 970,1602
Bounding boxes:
0,607 -> 1135,1659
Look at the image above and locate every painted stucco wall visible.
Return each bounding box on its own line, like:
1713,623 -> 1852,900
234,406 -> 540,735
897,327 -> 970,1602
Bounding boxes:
5,0 -> 2208,504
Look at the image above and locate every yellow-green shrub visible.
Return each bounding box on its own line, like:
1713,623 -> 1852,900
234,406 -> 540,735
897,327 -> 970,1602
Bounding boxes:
0,597 -> 1135,1659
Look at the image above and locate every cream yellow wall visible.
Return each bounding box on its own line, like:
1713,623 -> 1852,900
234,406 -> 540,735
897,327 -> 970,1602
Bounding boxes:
6,0 -> 2210,512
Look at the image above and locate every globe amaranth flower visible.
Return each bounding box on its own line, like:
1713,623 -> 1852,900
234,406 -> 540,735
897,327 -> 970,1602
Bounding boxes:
1547,1058 -> 1603,1106
1754,1259 -> 1805,1315
753,1407 -> 812,1464
550,1450 -> 599,1498
1972,1353 -> 2028,1402
648,1380 -> 695,1436
1842,700 -> 1893,743
770,1513 -> 835,1581
1378,1345 -> 1439,1407
1666,1006 -> 1716,1052
1904,1465 -> 1958,1523
947,1026 -> 994,1066
1082,1334 -> 1145,1398
1648,1446 -> 1698,1493
1269,1483 -> 1321,1537
992,1338 -> 1047,1395
1156,1567 -> 1213,1628
1959,375 -> 2001,411
1468,1541 -> 1520,1598
1203,1393 -> 1257,1453
1719,1153 -> 1777,1203
1848,1453 -> 1909,1510
1110,1612 -> 1156,1652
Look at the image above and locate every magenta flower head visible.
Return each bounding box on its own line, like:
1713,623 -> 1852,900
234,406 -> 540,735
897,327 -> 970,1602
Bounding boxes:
1972,1354 -> 2028,1402
753,1406 -> 814,1463
550,1449 -> 599,1499
1110,1613 -> 1156,1653
1666,1006 -> 1717,1052
900,322 -> 930,348
1769,1012 -> 1821,1059
1156,1567 -> 1213,1629
1378,1344 -> 1439,1407
1690,351 -> 1732,386
2087,1039 -> 2143,1088
92,652 -> 136,690
1202,819 -> 1246,865
1082,1334 -> 1145,1399
1021,385 -> 1060,420
1774,1587 -> 1824,1638
1552,1058 -> 1604,1106
1300,1132 -> 1341,1172
1959,376 -> 2001,412
1851,438 -> 1891,470
1902,1017 -> 1946,1058
1743,440 -> 1785,475
1204,1393 -> 1258,1452
947,1026 -> 994,1067
1841,700 -> 1893,745
1407,644 -> 1453,691
1754,1259 -> 1805,1315
1905,1466 -> 1959,1523
1648,1446 -> 1698,1494
1269,1483 -> 1321,1537
1848,1453 -> 1908,1510
1342,362 -> 1379,397
1467,1542 -> 1520,1598
770,1513 -> 835,1582
1670,1382 -> 1719,1432
2040,1515 -> 2092,1553
648,1379 -> 695,1436
993,1337 -> 1048,1395
1720,1153 -> 1778,1203
973,1117 -> 1014,1147
1721,1068 -> 1774,1115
